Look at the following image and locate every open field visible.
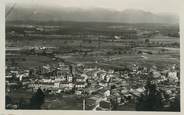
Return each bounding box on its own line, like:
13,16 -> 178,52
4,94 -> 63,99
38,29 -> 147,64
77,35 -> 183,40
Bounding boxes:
6,21 -> 180,70
6,55 -> 56,69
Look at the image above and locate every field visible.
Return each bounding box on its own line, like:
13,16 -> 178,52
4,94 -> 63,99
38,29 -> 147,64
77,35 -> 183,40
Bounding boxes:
6,21 -> 180,70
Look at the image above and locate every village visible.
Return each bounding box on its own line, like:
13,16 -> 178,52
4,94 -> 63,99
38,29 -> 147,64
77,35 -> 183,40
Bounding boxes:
5,59 -> 180,111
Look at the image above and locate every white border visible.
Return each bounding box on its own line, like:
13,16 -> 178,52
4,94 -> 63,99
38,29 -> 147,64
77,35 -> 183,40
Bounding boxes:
0,0 -> 183,115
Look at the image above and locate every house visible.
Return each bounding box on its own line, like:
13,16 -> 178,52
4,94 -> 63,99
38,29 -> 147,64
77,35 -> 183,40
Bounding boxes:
60,81 -> 74,89
75,90 -> 82,95
81,74 -> 88,80
17,73 -> 29,81
99,80 -> 108,87
160,75 -> 167,82
54,78 -> 64,82
131,64 -> 138,72
58,63 -> 71,73
67,74 -> 73,82
21,79 -> 31,86
105,73 -> 113,82
120,88 -> 129,94
55,68 -> 67,79
97,71 -> 107,80
33,82 -> 55,90
10,71 -> 19,77
41,65 -> 51,74
75,74 -> 86,82
6,73 -> 13,78
76,63 -> 85,73
75,82 -> 86,90
7,82 -> 18,87
56,68 -> 74,82
168,71 -> 178,82
104,90 -> 111,97
152,70 -> 161,78
41,78 -> 53,83
54,82 -> 60,88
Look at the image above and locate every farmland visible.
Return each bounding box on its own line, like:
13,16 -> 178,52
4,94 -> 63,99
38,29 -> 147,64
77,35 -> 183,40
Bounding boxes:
6,21 -> 179,70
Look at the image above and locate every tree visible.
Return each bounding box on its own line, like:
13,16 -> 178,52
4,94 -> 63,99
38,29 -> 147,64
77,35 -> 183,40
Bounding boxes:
81,89 -> 89,110
5,95 -> 12,105
30,88 -> 45,109
110,95 -> 118,110
169,95 -> 180,111
145,39 -> 150,44
18,97 -> 26,109
136,80 -> 163,111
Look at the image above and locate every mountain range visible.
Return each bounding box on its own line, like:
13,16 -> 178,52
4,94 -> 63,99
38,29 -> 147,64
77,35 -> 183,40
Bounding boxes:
6,5 -> 179,24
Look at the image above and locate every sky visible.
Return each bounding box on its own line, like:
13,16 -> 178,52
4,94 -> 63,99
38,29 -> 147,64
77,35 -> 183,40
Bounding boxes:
5,0 -> 180,14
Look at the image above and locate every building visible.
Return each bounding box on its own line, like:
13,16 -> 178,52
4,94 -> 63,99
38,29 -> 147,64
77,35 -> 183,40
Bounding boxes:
33,82 -> 55,90
60,81 -> 74,89
168,71 -> 178,82
75,82 -> 86,89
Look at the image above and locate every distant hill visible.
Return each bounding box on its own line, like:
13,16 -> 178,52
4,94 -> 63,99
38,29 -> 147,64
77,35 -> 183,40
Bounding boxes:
6,5 -> 179,24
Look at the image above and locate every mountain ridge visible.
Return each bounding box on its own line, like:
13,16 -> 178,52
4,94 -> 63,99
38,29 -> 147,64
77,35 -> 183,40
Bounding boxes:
6,5 -> 179,24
